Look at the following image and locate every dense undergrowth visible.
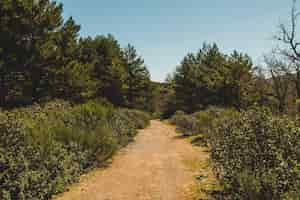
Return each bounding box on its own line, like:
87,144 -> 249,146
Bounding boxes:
170,107 -> 300,199
0,100 -> 150,200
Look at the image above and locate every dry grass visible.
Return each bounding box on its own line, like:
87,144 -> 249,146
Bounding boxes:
182,140 -> 221,200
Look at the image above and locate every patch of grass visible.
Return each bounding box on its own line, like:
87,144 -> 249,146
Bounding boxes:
182,150 -> 221,200
188,135 -> 208,147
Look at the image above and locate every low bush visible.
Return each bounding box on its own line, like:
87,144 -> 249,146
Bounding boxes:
0,100 -> 150,200
210,107 -> 300,199
108,108 -> 150,146
170,110 -> 201,136
169,110 -> 186,125
116,109 -> 151,129
171,107 -> 300,199
171,107 -> 238,137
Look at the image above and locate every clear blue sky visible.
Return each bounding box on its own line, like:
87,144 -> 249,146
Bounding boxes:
59,0 -> 292,82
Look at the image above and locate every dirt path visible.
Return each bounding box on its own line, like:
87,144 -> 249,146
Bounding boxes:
55,120 -> 213,200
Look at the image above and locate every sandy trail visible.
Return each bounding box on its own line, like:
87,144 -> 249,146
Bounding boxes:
55,120 -> 210,200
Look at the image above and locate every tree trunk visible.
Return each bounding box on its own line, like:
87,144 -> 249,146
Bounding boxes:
295,71 -> 300,112
0,71 -> 7,107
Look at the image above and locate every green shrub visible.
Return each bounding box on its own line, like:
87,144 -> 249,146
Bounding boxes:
118,109 -> 151,129
170,110 -> 200,136
171,107 -> 300,199
151,111 -> 162,119
0,100 -> 150,200
170,107 -> 238,137
210,107 -> 300,199
169,110 -> 186,125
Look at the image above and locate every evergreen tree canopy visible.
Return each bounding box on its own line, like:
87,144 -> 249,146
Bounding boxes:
123,44 -> 151,110
170,43 -> 254,113
0,1 -> 153,109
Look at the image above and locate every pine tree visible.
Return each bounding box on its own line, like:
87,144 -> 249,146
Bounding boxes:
0,0 -> 64,106
78,35 -> 126,106
170,43 -> 254,113
123,44 -> 151,110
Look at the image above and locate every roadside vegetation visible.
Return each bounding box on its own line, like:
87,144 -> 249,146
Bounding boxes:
0,100 -> 150,199
0,1 -> 151,199
2,0 -> 300,200
165,2 -> 300,199
170,108 -> 300,199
